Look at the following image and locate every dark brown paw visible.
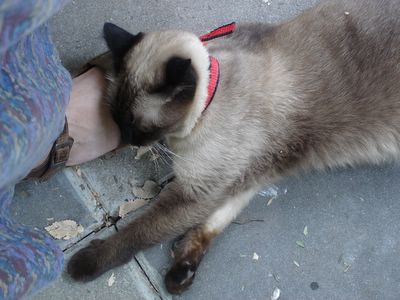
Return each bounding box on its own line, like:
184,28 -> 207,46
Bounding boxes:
67,239 -> 106,282
165,260 -> 197,294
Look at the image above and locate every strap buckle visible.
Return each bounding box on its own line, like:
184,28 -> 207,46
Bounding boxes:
25,117 -> 74,181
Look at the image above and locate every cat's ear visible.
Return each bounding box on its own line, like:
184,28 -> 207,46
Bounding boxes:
103,22 -> 143,71
165,57 -> 195,86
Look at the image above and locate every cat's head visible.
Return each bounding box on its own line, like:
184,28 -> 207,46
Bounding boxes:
103,23 -> 210,146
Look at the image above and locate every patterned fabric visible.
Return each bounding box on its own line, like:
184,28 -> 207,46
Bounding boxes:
0,0 -> 69,55
0,188 -> 64,300
0,1 -> 72,299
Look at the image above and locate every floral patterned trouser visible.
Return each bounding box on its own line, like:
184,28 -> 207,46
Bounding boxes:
0,1 -> 72,298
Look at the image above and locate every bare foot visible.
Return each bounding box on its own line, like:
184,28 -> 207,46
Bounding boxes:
65,67 -> 120,166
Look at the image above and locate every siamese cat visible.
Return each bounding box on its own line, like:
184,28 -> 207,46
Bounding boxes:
68,0 -> 400,294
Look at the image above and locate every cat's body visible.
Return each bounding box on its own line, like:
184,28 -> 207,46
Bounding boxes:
68,0 -> 400,294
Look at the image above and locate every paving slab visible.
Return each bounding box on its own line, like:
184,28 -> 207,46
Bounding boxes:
143,165 -> 400,300
50,0 -> 319,73
31,227 -> 171,300
77,146 -> 171,217
11,170 -> 103,250
11,149 -> 172,299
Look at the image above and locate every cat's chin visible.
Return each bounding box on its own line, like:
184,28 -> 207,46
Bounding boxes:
126,134 -> 165,148
129,137 -> 169,148
130,141 -> 159,148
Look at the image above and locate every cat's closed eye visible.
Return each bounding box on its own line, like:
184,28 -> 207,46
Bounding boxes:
149,84 -> 174,95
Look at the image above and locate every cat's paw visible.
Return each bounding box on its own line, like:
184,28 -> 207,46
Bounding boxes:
165,260 -> 196,294
165,227 -> 212,294
67,239 -> 106,282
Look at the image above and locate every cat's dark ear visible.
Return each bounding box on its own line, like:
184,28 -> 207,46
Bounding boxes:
165,57 -> 196,87
103,22 -> 143,71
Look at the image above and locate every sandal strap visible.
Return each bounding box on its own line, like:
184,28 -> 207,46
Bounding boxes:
27,117 -> 74,181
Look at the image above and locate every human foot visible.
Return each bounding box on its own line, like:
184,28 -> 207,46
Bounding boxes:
65,67 -> 121,166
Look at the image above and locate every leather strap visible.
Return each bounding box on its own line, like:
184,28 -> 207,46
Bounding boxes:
26,117 -> 74,181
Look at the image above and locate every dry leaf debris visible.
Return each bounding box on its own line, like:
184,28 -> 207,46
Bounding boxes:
107,273 -> 116,287
271,287 -> 281,300
45,220 -> 83,240
118,199 -> 148,218
132,180 -> 161,199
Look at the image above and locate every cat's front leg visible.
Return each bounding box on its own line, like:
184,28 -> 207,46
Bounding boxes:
165,188 -> 258,294
67,181 -> 217,282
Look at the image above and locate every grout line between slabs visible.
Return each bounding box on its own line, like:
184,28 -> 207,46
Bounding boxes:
135,252 -> 172,300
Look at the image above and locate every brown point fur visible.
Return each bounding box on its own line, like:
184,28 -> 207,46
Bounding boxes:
69,0 -> 400,293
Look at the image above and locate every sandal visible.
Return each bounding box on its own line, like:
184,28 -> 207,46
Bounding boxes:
26,117 -> 74,181
26,52 -> 114,181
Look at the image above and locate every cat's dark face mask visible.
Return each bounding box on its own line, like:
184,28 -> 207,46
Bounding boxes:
103,23 -> 197,147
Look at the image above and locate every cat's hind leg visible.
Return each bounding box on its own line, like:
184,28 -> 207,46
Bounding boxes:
164,189 -> 257,294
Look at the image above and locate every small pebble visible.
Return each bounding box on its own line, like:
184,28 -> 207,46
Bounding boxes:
271,287 -> 281,300
310,282 -> 319,290
108,273 -> 116,287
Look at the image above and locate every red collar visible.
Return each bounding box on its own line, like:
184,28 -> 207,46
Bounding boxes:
199,22 -> 236,110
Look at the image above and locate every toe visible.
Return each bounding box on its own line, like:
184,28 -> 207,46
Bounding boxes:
165,261 -> 196,294
67,246 -> 101,281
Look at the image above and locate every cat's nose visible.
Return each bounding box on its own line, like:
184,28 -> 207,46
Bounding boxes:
129,128 -> 155,147
118,126 -> 134,145
127,128 -> 144,146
